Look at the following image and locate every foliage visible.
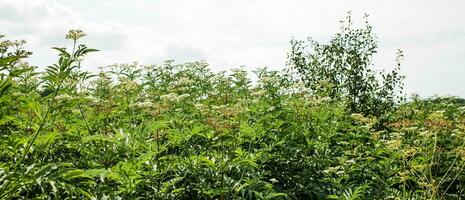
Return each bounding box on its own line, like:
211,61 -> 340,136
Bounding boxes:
0,16 -> 464,200
287,13 -> 405,117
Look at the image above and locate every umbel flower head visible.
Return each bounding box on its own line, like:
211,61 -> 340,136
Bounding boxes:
65,29 -> 86,41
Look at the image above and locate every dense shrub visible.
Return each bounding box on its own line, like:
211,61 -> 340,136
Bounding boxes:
287,14 -> 405,117
0,19 -> 464,200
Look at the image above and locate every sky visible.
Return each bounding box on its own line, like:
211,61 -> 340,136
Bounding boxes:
1,0 -> 464,97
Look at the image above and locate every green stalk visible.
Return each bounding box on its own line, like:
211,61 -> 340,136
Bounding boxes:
78,104 -> 92,134
15,77 -> 65,169
16,39 -> 78,168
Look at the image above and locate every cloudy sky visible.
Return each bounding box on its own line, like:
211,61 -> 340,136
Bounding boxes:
1,0 -> 464,97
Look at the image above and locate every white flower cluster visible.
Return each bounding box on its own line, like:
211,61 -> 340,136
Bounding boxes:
176,77 -> 195,86
160,93 -> 178,101
212,71 -> 229,83
251,89 -> 266,97
259,75 -> 279,85
231,68 -> 247,79
211,105 -> 227,110
319,97 -> 332,102
11,92 -> 23,97
177,86 -> 191,92
71,109 -> 81,115
323,166 -> 343,174
86,96 -> 100,103
194,103 -> 207,111
65,29 -> 86,41
133,101 -> 154,109
287,81 -> 307,93
345,159 -> 356,164
160,93 -> 190,102
55,94 -> 73,101
119,79 -> 139,91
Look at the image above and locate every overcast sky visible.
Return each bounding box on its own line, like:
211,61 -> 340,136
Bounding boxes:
1,0 -> 464,97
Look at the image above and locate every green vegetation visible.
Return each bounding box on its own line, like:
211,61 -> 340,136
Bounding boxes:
1,16 -> 465,199
288,15 -> 405,117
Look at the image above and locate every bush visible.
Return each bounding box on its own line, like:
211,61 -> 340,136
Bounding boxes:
287,13 -> 405,117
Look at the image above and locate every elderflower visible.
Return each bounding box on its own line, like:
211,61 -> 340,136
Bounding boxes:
119,79 -> 139,91
134,101 -> 154,109
11,92 -> 22,97
212,105 -> 227,110
160,93 -> 179,101
55,94 -> 73,101
178,93 -> 191,100
71,109 -> 80,115
177,77 -> 194,85
320,96 -> 332,102
65,29 -> 86,41
251,89 -> 266,97
269,178 -> 279,183
194,103 -> 207,111
345,159 -> 356,164
323,166 -> 342,174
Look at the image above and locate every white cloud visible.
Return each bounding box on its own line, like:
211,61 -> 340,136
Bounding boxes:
1,0 -> 464,97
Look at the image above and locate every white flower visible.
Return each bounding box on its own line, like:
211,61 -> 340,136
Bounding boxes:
160,93 -> 179,101
345,159 -> 356,164
134,101 -> 154,108
323,166 -> 342,174
71,109 -> 80,115
11,92 -> 22,97
320,97 -> 332,102
269,178 -> 279,183
55,94 -> 73,101
65,29 -> 86,41
212,105 -> 227,110
177,77 -> 194,85
251,90 -> 266,97
160,93 -> 191,102
178,94 -> 191,100
194,103 -> 206,110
